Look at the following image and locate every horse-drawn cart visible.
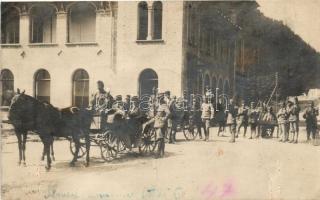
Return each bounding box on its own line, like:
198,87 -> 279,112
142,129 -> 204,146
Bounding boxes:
69,112 -> 157,162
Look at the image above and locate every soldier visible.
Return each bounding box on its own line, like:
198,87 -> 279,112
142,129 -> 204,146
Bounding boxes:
91,81 -> 112,112
91,81 -> 114,128
277,102 -> 289,142
303,101 -> 318,142
262,106 -> 277,137
236,102 -> 248,138
256,100 -> 265,138
145,93 -> 170,158
190,97 -> 202,139
128,96 -> 143,147
216,98 -> 226,137
226,98 -> 237,143
201,95 -> 214,141
123,95 -> 131,116
288,98 -> 300,143
113,95 -> 125,112
248,102 -> 259,139
164,91 -> 173,141
170,97 -> 185,143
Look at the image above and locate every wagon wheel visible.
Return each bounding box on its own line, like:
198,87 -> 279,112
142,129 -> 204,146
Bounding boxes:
139,128 -> 157,155
100,142 -> 118,162
183,123 -> 198,140
69,138 -> 87,158
99,133 -> 121,162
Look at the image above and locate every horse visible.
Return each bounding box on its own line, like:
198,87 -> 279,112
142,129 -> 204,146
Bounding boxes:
8,90 -> 92,170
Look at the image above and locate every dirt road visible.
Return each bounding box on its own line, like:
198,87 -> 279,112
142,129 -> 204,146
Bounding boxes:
1,127 -> 320,200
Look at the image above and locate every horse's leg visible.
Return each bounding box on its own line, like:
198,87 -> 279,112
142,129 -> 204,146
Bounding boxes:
22,131 -> 27,166
70,133 -> 80,167
16,133 -> 22,165
41,145 -> 45,161
51,139 -> 55,161
85,131 -> 90,167
46,137 -> 53,170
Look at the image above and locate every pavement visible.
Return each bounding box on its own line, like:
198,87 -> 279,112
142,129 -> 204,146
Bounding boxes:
1,126 -> 320,200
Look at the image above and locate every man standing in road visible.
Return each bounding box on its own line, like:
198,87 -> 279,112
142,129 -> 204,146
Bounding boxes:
145,93 -> 170,158
226,98 -> 237,143
201,95 -> 214,141
91,81 -> 114,128
277,102 -> 289,142
236,102 -> 248,138
303,101 -> 319,142
288,98 -> 300,143
248,102 -> 259,139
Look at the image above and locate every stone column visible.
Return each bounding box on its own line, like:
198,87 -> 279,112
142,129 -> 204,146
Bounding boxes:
19,5 -> 29,45
56,10 -> 67,44
146,4 -> 153,40
96,9 -> 108,45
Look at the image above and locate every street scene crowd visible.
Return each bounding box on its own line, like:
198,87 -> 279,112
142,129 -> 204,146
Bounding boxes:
91,81 -> 320,158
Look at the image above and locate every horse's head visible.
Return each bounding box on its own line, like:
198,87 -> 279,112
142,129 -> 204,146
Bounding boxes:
8,89 -> 30,121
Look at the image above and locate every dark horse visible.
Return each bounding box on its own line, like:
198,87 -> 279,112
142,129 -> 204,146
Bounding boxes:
8,90 -> 92,170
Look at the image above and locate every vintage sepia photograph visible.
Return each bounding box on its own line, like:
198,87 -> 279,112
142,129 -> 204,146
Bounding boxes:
1,0 -> 320,199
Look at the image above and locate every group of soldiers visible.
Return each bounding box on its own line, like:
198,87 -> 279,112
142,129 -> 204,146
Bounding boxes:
90,81 -> 319,158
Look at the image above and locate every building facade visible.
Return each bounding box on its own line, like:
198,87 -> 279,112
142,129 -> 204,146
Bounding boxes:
1,1 -> 240,108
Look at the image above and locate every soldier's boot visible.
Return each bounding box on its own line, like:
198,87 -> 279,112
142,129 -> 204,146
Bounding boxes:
160,139 -> 165,158
199,131 -> 202,139
173,132 -> 177,143
229,132 -> 235,143
295,132 -> 299,143
306,130 -> 310,142
169,131 -> 173,144
155,139 -> 161,159
243,127 -> 247,138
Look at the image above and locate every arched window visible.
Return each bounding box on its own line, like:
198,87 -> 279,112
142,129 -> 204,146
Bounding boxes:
137,2 -> 148,40
30,5 -> 56,43
139,69 -> 158,97
0,69 -> 14,106
224,80 -> 230,96
34,69 -> 50,102
1,7 -> 19,44
204,74 -> 210,92
68,3 -> 96,43
218,78 -> 223,95
72,69 -> 89,108
152,1 -> 162,39
198,74 -> 203,95
212,76 -> 217,91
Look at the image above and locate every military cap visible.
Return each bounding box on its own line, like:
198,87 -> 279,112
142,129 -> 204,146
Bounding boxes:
115,95 -> 122,101
125,95 -> 131,99
97,80 -> 104,87
131,96 -> 139,101
164,91 -> 170,96
158,93 -> 165,98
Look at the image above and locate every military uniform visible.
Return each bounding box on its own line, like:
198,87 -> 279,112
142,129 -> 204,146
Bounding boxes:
145,95 -> 170,158
127,96 -> 142,147
201,101 -> 214,141
169,98 -> 184,143
303,104 -> 318,141
216,102 -> 226,136
226,102 -> 237,143
262,107 -> 277,138
248,105 -> 260,139
91,89 -> 114,129
288,103 -> 300,143
277,107 -> 288,142
190,100 -> 202,139
236,105 -> 248,137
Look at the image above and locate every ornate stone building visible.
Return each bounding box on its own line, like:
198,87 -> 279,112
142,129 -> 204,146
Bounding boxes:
1,1 -> 243,108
